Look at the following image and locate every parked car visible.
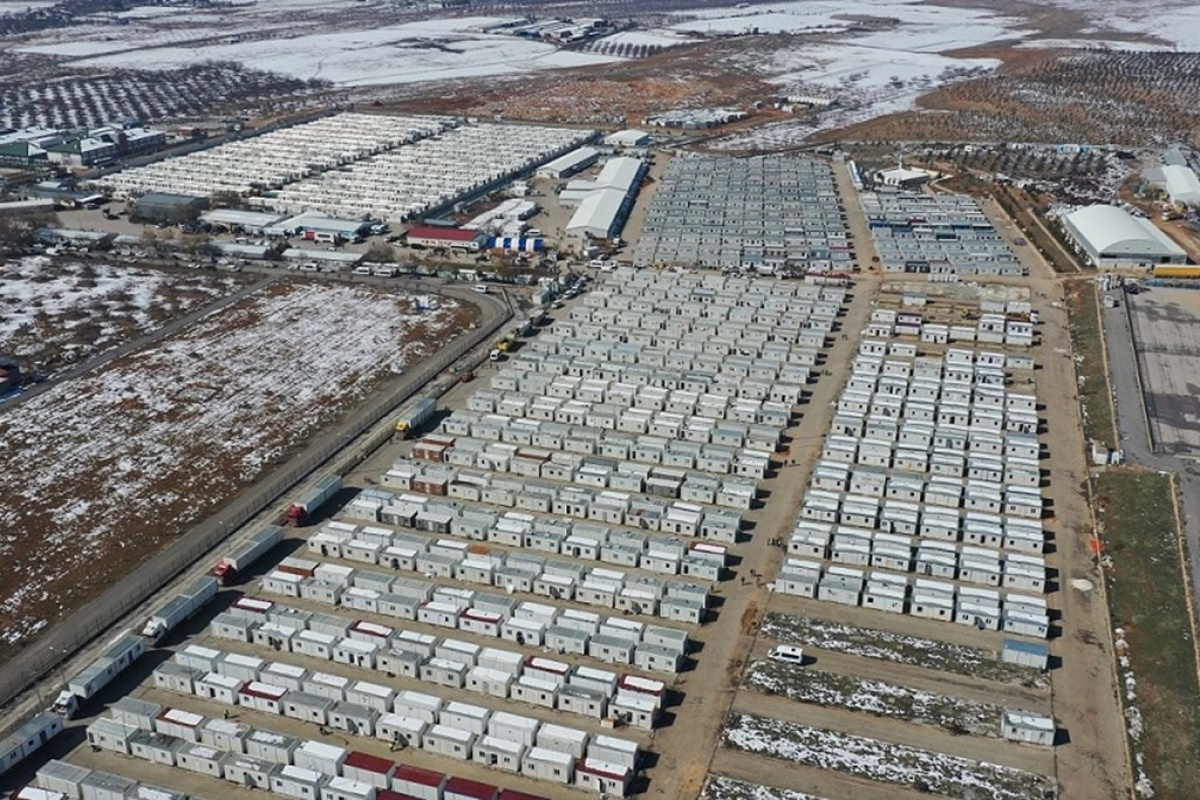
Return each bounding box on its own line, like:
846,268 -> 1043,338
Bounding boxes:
767,645 -> 805,665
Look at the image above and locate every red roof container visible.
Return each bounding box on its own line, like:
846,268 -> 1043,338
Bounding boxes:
393,765 -> 446,787
444,777 -> 498,800
344,751 -> 395,775
407,226 -> 480,242
498,791 -> 551,800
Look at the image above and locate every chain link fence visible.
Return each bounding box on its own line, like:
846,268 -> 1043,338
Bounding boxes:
0,293 -> 511,713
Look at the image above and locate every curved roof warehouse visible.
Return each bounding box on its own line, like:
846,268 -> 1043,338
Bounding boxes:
1060,204 -> 1186,268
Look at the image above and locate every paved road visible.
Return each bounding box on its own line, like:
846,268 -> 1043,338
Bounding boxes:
1,273 -> 278,413
1101,298 -> 1200,592
0,283 -> 510,729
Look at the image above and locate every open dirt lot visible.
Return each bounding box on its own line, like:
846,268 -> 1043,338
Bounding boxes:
1126,288 -> 1200,456
0,280 -> 472,652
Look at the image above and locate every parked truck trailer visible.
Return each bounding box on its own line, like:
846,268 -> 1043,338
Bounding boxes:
140,576 -> 219,642
213,525 -> 283,586
51,631 -> 146,718
286,474 -> 342,527
394,397 -> 437,438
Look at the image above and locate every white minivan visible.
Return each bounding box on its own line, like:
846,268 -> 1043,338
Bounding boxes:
473,284 -> 489,294
767,645 -> 805,665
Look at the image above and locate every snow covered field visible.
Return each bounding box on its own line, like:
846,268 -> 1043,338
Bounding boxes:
696,1 -> 1009,147
724,713 -> 1055,799
746,661 -> 1003,736
27,14 -> 617,87
0,258 -> 245,374
672,0 -> 1200,50
0,280 -> 467,648
760,614 -> 1045,685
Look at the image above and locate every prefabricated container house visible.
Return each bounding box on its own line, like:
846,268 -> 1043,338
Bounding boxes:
36,760 -> 92,800
79,771 -> 137,800
223,755 -> 281,789
293,740 -> 347,776
422,724 -> 476,760
270,765 -> 324,800
321,776 -> 377,800
329,703 -> 379,738
520,746 -> 575,785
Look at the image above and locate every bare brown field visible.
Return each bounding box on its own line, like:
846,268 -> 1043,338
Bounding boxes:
0,280 -> 473,651
385,38 -> 771,127
830,50 -> 1200,147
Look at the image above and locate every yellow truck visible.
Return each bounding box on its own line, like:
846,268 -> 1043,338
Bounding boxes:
395,397 -> 437,438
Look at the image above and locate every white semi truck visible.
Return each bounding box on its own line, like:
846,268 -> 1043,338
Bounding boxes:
140,576 -> 219,642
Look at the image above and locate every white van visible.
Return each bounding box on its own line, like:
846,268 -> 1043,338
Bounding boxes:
353,265 -> 373,276
473,284 -> 489,294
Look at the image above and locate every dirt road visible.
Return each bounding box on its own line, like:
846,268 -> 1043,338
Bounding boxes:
642,271 -> 879,800
985,197 -> 1131,799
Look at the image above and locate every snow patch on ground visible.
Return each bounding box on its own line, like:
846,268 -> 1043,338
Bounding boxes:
759,613 -> 1046,686
43,16 -> 619,86
0,281 -> 465,646
703,775 -> 826,800
724,713 -> 1054,799
0,257 -> 244,371
746,661 -> 1003,735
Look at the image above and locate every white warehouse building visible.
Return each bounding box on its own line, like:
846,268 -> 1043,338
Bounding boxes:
537,147 -> 599,179
1060,204 -> 1186,269
1158,164 -> 1200,207
564,157 -> 647,242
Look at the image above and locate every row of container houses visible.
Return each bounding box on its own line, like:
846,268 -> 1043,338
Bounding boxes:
103,667 -> 640,796
249,553 -> 692,674
33,760 -> 190,800
774,558 -> 1050,638
211,586 -> 682,694
866,307 -> 1033,348
364,466 -> 745,544
323,496 -> 728,583
257,123 -> 594,223
96,113 -> 454,200
775,329 -> 1053,638
630,154 -> 851,271
861,191 -> 1025,277
303,514 -> 719,617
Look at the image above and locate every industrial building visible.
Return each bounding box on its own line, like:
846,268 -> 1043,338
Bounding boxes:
200,209 -> 288,234
131,192 -> 206,223
603,130 -> 650,149
644,109 -> 748,129
405,226 -> 487,252
536,147 -> 599,180
46,136 -> 118,168
563,157 -> 647,242
265,211 -> 373,242
1153,164 -> 1200,207
632,154 -> 850,273
0,199 -> 56,217
0,141 -> 49,168
876,166 -> 931,189
1060,204 -> 1187,269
